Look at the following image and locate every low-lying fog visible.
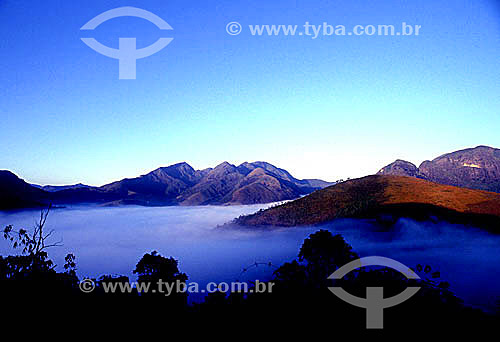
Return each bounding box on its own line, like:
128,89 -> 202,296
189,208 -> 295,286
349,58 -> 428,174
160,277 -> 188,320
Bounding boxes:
1,204 -> 499,310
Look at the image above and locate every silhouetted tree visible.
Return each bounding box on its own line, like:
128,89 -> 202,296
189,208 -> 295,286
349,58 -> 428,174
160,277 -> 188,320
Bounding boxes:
298,230 -> 358,284
0,207 -> 79,303
272,260 -> 307,289
133,251 -> 188,307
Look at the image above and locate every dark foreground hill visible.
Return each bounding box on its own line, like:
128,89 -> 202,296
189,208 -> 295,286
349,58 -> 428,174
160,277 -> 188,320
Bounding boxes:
233,175 -> 500,230
378,146 -> 500,193
0,162 -> 334,210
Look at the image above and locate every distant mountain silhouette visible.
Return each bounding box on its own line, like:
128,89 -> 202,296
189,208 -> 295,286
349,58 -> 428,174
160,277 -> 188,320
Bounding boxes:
0,171 -> 49,210
378,146 -> 500,193
95,162 -> 208,206
233,175 -> 500,230
31,183 -> 92,192
0,162 -> 335,210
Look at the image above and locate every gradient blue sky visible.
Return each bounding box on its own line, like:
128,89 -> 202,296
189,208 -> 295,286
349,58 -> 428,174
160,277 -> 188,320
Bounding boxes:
1,0 -> 499,186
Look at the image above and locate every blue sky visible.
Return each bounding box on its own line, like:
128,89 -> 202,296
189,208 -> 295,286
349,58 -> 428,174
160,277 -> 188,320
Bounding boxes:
1,0 -> 499,186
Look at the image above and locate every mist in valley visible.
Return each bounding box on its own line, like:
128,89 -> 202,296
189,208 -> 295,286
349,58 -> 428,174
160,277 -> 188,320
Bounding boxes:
1,205 -> 499,309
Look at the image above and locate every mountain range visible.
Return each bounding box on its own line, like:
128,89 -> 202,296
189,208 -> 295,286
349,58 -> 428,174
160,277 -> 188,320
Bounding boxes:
232,145 -> 500,230
31,183 -> 92,192
233,175 -> 500,230
377,146 -> 500,193
3,145 -> 500,218
0,161 -> 335,210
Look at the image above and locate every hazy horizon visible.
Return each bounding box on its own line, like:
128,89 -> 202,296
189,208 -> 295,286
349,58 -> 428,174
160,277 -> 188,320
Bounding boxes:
6,144 -> 495,187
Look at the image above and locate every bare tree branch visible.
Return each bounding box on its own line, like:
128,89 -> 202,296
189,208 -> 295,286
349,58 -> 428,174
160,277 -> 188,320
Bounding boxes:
3,205 -> 62,255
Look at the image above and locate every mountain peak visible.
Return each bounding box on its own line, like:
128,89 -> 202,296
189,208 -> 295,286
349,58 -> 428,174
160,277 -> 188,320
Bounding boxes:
171,161 -> 188,166
378,146 -> 500,193
377,160 -> 419,177
245,167 -> 267,178
214,161 -> 236,170
161,161 -> 193,170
